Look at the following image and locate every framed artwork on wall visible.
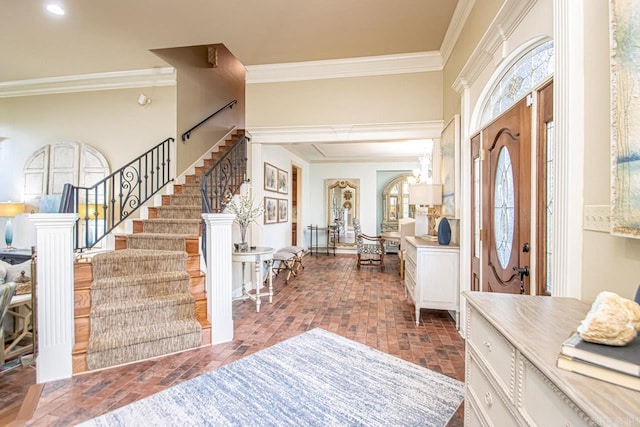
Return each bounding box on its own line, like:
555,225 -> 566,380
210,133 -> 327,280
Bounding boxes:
264,163 -> 277,192
440,114 -> 461,219
264,197 -> 278,224
278,199 -> 288,222
611,0 -> 640,238
278,168 -> 288,194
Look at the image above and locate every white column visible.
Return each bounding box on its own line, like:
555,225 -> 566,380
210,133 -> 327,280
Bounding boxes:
202,213 -> 235,344
553,0 -> 584,298
29,213 -> 77,383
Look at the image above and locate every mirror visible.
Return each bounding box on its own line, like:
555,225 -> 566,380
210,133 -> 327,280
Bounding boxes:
327,179 -> 359,246
382,174 -> 414,232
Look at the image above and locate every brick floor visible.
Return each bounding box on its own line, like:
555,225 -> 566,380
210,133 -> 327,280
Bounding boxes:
3,253 -> 465,426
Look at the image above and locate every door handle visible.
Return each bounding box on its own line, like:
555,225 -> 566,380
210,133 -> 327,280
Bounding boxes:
513,265 -> 530,280
513,266 -> 529,294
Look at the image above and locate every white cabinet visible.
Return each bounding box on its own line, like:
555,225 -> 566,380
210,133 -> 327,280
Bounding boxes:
404,236 -> 459,326
464,292 -> 640,426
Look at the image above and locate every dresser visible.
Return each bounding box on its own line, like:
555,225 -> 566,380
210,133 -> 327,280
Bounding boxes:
464,292 -> 640,426
404,236 -> 459,326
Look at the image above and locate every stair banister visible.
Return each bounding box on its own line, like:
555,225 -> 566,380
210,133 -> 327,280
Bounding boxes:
60,137 -> 174,251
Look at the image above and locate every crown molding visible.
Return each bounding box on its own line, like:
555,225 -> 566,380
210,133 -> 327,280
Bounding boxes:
246,52 -> 443,84
0,67 -> 176,98
440,0 -> 476,66
452,0 -> 537,93
248,121 -> 444,144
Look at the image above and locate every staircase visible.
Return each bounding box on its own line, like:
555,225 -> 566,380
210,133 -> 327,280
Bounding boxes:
72,130 -> 243,374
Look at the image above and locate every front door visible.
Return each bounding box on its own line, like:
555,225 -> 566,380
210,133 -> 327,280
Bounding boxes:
481,98 -> 532,294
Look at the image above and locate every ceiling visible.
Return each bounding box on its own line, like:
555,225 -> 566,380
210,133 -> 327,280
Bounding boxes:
1,0 -> 461,162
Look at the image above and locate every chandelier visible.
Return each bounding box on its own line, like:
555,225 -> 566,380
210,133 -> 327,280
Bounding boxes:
408,147 -> 432,184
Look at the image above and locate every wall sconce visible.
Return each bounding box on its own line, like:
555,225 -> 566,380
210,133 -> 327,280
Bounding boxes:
408,184 -> 442,236
0,202 -> 26,249
137,94 -> 151,106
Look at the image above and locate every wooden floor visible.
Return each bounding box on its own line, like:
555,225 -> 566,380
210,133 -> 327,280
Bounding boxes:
1,253 -> 465,426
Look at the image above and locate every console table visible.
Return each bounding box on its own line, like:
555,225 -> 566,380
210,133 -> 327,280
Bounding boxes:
464,292 -> 640,426
307,225 -> 337,256
0,248 -> 32,265
404,236 -> 459,326
232,247 -> 274,312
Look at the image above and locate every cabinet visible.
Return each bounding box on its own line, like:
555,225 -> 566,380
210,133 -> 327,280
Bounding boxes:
404,236 -> 459,326
464,292 -> 640,426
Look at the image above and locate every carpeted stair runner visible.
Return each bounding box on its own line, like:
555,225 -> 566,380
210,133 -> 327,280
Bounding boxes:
87,249 -> 201,370
87,166 -> 209,370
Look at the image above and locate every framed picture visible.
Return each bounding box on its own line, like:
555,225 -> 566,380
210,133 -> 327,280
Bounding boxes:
278,168 -> 288,194
264,163 -> 277,192
440,114 -> 460,219
264,197 -> 278,224
278,199 -> 288,222
611,0 -> 640,238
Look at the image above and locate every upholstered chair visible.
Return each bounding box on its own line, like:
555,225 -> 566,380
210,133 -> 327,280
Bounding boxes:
353,218 -> 386,271
0,281 -> 17,365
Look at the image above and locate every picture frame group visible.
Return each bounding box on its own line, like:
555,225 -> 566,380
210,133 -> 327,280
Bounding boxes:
264,197 -> 288,224
264,162 -> 288,194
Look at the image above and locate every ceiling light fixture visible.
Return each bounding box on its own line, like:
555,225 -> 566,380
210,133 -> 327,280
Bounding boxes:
46,4 -> 65,15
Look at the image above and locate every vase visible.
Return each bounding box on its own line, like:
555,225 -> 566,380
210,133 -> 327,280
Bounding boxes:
235,242 -> 249,252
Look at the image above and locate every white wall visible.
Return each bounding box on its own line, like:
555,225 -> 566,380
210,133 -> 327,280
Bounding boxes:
308,161 -> 418,249
0,86 -> 176,203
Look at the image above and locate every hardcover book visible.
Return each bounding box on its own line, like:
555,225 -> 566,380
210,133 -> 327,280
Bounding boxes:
557,354 -> 640,392
560,332 -> 640,377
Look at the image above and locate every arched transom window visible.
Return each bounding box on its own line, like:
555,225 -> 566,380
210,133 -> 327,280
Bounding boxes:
481,40 -> 554,124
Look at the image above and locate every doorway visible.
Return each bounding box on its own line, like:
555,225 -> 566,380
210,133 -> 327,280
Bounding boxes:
471,82 -> 554,295
292,165 -> 302,245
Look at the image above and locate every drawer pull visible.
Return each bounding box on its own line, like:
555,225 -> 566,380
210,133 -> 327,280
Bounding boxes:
484,391 -> 493,407
484,340 -> 492,352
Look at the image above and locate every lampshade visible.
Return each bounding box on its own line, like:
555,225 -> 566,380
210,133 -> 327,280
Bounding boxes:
78,203 -> 105,219
408,184 -> 442,206
0,202 -> 25,218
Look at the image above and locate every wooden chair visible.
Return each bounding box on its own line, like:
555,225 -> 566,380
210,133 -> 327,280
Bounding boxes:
353,218 -> 386,271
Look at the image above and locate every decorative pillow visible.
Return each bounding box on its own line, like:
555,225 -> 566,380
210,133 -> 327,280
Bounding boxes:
6,260 -> 31,283
0,261 -> 6,283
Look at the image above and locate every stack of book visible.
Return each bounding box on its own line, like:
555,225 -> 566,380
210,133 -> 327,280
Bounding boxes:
557,332 -> 640,391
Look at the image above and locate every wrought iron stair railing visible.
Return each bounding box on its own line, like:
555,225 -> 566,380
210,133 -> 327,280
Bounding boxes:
200,134 -> 248,259
60,137 -> 174,251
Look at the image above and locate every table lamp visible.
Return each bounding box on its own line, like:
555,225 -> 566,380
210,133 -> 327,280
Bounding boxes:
408,184 -> 442,236
0,202 -> 26,249
78,203 -> 106,247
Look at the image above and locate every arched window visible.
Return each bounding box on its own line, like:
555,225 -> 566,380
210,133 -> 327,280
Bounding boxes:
481,40 -> 554,124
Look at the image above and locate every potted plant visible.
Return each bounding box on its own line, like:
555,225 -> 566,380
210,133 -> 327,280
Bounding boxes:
226,192 -> 264,251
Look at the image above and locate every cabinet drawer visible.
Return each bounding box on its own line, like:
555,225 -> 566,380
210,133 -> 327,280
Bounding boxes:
468,352 -> 520,427
468,306 -> 516,400
405,242 -> 416,263
466,396 -> 488,427
517,357 -> 593,427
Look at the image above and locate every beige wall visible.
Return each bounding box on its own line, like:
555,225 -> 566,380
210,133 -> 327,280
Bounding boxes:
153,44 -> 245,173
582,0 -> 640,302
247,72 -> 442,127
0,86 -> 176,202
442,0 -> 503,122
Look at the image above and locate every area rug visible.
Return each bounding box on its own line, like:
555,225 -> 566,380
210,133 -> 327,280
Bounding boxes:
81,328 -> 464,426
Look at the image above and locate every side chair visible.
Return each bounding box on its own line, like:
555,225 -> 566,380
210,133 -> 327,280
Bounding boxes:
353,218 -> 386,271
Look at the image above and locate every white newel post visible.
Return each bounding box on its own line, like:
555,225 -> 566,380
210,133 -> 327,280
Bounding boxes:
202,213 -> 235,344
29,213 -> 77,383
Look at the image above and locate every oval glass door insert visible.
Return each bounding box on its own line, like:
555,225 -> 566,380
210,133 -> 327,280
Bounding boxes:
494,146 -> 515,269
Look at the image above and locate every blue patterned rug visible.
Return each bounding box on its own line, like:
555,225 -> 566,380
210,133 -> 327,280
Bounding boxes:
81,328 -> 464,426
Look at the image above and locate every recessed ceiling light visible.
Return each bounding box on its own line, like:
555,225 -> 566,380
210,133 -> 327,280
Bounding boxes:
46,4 -> 65,15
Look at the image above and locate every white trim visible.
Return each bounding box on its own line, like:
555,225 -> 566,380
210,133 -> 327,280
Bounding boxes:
246,52 -> 443,84
248,121 -> 443,144
453,0 -> 538,93
0,67 -> 176,98
552,0 -> 583,298
440,0 -> 476,66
